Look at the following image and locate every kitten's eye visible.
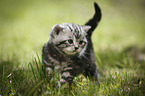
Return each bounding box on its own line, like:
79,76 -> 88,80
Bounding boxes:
68,39 -> 73,44
79,41 -> 84,45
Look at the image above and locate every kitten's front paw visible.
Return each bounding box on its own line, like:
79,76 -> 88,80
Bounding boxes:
56,81 -> 61,90
56,79 -> 66,90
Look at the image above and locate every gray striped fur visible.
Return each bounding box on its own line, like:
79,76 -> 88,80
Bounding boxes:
42,2 -> 101,88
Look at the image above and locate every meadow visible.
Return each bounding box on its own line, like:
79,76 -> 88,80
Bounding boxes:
0,0 -> 145,95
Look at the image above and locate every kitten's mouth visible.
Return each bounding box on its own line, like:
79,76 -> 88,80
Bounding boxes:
63,50 -> 80,55
61,47 -> 83,55
66,51 -> 79,55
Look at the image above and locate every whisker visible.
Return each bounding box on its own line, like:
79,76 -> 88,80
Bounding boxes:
83,51 -> 95,56
78,51 -> 91,63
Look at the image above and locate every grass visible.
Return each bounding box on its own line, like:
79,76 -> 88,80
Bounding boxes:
0,0 -> 145,95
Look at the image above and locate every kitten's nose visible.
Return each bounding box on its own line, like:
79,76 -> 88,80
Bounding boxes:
74,47 -> 79,50
74,44 -> 79,50
74,45 -> 79,50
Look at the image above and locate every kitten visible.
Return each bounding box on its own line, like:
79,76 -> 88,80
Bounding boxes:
42,2 -> 101,87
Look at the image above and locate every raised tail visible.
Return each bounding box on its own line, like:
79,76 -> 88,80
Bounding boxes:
85,2 -> 102,37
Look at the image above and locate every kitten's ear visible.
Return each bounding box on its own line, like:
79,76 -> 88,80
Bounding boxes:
49,24 -> 64,38
82,26 -> 91,32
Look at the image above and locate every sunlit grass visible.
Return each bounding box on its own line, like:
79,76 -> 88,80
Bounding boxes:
0,0 -> 145,95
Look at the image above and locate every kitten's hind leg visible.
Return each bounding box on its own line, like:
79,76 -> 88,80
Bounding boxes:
83,65 -> 99,84
83,66 -> 100,95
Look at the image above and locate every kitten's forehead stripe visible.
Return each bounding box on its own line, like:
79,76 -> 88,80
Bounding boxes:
72,24 -> 81,39
65,23 -> 83,39
67,24 -> 73,32
78,25 -> 82,33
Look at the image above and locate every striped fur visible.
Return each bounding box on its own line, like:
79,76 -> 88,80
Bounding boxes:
42,2 -> 101,88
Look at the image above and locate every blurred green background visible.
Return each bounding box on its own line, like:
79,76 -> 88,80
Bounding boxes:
0,0 -> 145,65
0,0 -> 145,95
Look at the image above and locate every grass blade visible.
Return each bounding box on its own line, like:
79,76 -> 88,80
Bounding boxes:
29,62 -> 37,84
27,80 -> 44,96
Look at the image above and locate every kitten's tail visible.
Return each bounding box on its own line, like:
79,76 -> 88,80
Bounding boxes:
85,2 -> 102,37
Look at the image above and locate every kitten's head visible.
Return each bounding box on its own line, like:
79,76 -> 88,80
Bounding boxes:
49,23 -> 91,56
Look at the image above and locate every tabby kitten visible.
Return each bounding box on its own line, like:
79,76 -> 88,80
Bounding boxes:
42,2 -> 101,87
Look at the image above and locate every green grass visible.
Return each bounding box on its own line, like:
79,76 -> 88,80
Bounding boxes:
0,0 -> 145,95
